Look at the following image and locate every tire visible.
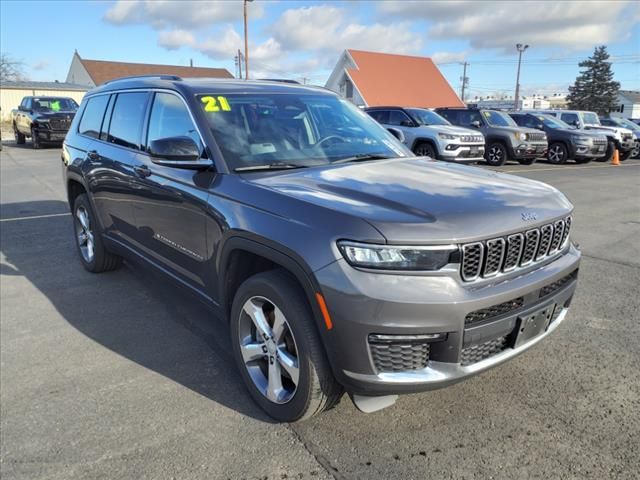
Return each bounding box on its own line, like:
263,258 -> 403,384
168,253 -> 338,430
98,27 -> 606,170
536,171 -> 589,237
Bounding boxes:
595,140 -> 615,162
31,127 -> 40,149
632,142 -> 640,159
230,269 -> 343,422
485,142 -> 507,166
72,194 -> 122,273
619,150 -> 632,162
14,124 -> 25,145
413,141 -> 436,159
518,158 -> 536,165
547,142 -> 568,164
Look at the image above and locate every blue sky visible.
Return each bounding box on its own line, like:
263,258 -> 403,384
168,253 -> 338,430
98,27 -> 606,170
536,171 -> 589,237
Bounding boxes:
1,0 -> 638,98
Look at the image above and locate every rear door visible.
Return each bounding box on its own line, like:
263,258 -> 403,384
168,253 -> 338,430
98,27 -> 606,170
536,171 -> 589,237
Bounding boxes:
87,91 -> 150,246
127,91 -> 212,292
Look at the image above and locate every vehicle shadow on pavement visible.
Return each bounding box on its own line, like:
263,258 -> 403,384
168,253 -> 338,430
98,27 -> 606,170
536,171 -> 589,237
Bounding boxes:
1,200 -> 276,423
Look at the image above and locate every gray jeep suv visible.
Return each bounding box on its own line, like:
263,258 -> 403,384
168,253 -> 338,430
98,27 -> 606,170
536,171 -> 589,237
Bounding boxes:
365,106 -> 485,163
437,107 -> 548,166
63,77 -> 580,421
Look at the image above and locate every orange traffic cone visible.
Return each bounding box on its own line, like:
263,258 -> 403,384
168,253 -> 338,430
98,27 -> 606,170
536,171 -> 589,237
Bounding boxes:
611,149 -> 620,166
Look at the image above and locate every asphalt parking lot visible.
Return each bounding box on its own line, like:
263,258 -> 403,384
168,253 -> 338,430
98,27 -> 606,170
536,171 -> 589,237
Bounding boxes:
1,141 -> 639,480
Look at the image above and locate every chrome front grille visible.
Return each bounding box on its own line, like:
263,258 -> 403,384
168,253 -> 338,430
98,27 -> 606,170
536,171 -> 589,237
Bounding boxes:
593,137 -> 607,146
528,132 -> 547,142
460,135 -> 484,143
460,216 -> 572,282
50,118 -> 72,130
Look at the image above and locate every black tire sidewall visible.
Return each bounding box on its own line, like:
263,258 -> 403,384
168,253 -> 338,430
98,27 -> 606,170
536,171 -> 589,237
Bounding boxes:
229,271 -> 324,422
415,142 -> 436,159
31,128 -> 40,149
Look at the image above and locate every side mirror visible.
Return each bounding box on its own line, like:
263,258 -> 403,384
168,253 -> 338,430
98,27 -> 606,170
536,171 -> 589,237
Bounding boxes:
572,120 -> 580,127
400,119 -> 414,127
149,136 -> 210,169
386,127 -> 405,143
537,124 -> 544,130
470,120 -> 481,128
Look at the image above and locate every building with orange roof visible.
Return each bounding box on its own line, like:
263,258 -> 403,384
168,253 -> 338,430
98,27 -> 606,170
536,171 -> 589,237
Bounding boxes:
325,49 -> 464,109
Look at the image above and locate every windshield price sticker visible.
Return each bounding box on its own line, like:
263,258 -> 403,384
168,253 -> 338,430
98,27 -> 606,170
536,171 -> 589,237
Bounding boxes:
201,96 -> 231,112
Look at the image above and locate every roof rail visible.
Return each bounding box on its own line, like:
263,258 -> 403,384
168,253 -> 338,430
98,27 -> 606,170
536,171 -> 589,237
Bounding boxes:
104,74 -> 183,84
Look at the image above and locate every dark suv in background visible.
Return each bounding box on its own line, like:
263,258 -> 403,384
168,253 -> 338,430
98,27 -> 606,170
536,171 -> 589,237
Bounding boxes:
63,76 -> 580,422
436,107 -> 547,166
510,112 -> 608,164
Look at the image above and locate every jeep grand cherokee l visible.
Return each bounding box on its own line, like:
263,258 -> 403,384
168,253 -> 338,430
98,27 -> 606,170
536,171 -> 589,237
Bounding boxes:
365,106 -> 485,163
510,112 -> 607,164
63,76 -> 580,421
436,107 -> 548,166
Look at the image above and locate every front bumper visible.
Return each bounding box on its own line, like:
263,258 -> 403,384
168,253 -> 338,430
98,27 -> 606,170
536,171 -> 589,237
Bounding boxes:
34,127 -> 68,142
574,142 -> 608,159
513,142 -> 548,159
315,244 -> 580,395
439,142 -> 486,162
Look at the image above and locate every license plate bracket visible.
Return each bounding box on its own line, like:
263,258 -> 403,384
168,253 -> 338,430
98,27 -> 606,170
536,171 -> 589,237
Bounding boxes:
514,304 -> 555,348
470,146 -> 479,155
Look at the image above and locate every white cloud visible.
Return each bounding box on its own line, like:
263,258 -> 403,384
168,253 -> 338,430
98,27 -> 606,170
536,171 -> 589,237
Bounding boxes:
378,0 -> 639,52
32,60 -> 50,71
105,0 -> 263,30
431,51 -> 468,64
157,29 -> 196,50
272,5 -> 423,57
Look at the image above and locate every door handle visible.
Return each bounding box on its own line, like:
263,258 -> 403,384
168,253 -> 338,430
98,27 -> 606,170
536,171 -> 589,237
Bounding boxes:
87,150 -> 99,160
134,165 -> 151,178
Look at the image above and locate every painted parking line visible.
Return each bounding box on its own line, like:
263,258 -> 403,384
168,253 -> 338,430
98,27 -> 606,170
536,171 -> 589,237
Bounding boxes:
0,212 -> 71,223
500,163 -> 640,174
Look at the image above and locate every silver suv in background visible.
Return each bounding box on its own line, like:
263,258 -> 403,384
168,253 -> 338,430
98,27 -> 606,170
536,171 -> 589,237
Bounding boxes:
599,116 -> 640,159
531,110 -> 635,161
365,107 -> 485,163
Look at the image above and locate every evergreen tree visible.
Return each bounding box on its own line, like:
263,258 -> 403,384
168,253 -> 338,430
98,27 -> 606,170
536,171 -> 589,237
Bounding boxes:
567,46 -> 620,115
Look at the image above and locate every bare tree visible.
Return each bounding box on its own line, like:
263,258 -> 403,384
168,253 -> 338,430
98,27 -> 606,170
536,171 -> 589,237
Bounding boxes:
1,53 -> 26,82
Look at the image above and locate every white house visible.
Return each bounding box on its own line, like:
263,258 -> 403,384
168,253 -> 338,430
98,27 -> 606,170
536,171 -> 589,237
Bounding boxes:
612,90 -> 640,119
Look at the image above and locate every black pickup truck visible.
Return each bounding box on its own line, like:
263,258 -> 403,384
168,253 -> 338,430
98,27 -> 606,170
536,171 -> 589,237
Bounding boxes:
11,96 -> 79,149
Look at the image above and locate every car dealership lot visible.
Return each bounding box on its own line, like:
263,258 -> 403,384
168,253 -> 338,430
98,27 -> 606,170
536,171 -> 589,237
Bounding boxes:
1,143 -> 639,479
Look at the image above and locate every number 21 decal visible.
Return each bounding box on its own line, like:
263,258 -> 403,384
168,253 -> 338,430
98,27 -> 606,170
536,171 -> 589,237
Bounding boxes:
201,96 -> 231,112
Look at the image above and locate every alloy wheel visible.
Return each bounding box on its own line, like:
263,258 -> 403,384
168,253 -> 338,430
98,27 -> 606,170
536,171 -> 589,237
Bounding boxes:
488,145 -> 504,163
75,206 -> 95,263
548,145 -> 565,163
238,296 -> 300,404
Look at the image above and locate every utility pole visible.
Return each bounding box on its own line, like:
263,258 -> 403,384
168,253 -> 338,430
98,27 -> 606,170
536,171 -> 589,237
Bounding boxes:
460,61 -> 469,103
514,43 -> 529,110
235,49 -> 243,79
243,0 -> 254,79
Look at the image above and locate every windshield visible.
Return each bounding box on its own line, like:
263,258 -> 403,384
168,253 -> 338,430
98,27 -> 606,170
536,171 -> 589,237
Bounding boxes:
198,93 -> 410,170
482,110 -> 517,127
615,118 -> 640,131
406,108 -> 450,126
534,114 -> 570,129
32,97 -> 78,112
582,112 -> 600,125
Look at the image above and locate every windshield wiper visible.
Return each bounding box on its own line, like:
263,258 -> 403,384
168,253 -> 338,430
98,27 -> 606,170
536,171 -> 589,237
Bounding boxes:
332,154 -> 392,164
234,162 -> 307,172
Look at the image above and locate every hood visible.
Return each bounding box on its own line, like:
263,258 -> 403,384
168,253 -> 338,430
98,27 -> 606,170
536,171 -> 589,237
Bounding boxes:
248,158 -> 572,244
419,124 -> 482,136
34,110 -> 77,119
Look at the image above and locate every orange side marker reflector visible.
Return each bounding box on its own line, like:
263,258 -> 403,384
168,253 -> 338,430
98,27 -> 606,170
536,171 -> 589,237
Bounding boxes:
315,293 -> 333,330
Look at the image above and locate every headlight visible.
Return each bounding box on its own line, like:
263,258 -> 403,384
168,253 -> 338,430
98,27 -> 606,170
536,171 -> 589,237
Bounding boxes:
337,241 -> 457,271
438,133 -> 459,140
35,117 -> 50,123
574,136 -> 592,143
515,132 -> 527,141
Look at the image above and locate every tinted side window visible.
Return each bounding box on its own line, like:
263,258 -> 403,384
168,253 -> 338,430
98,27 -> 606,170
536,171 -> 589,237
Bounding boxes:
511,115 -> 526,127
367,110 -> 389,124
147,93 -> 202,152
108,92 -> 150,150
439,110 -> 458,124
561,113 -> 579,125
78,95 -> 110,139
387,110 -> 412,126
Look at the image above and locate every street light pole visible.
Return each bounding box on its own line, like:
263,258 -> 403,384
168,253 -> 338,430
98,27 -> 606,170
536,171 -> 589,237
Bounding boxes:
243,0 -> 253,80
514,43 -> 529,110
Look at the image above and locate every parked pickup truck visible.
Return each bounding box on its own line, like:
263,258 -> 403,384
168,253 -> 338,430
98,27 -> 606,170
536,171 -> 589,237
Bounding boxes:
529,110 -> 635,162
436,107 -> 548,166
365,106 -> 485,163
12,96 -> 79,149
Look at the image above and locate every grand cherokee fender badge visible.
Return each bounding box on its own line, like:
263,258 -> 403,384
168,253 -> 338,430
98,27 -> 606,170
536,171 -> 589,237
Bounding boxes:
154,233 -> 204,261
521,212 -> 538,222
